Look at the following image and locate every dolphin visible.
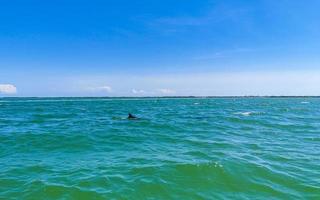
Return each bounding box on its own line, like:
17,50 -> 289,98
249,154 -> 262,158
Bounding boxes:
128,113 -> 138,119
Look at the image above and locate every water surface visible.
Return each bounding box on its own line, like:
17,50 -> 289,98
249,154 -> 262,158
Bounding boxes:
0,97 -> 319,199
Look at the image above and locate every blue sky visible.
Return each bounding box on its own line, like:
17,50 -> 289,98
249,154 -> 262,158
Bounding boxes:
1,0 -> 320,96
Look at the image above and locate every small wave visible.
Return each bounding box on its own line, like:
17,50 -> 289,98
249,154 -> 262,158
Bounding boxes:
193,102 -> 200,105
301,101 -> 310,104
234,111 -> 264,116
212,161 -> 223,168
234,111 -> 253,116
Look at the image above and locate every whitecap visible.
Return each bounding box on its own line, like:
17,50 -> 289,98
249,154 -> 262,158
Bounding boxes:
234,111 -> 253,116
213,161 -> 223,168
193,102 -> 200,105
301,101 -> 310,104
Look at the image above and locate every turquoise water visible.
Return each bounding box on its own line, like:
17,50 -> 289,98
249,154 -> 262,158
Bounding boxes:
0,97 -> 319,199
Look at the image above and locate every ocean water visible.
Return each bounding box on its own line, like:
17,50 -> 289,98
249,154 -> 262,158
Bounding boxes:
0,97 -> 319,199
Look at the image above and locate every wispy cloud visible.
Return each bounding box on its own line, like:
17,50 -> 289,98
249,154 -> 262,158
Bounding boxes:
86,85 -> 112,93
149,4 -> 250,29
0,84 -> 17,94
193,48 -> 255,60
192,52 -> 225,60
132,89 -> 146,94
155,16 -> 209,26
157,88 -> 176,95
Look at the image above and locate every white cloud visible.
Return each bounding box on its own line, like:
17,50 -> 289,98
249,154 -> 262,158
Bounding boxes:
98,86 -> 112,92
132,89 -> 145,94
158,88 -> 176,95
87,85 -> 112,93
0,84 -> 17,94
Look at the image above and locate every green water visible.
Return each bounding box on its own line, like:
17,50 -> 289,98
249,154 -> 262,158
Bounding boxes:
0,97 -> 319,199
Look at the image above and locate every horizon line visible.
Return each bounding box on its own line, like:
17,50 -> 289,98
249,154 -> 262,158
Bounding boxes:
1,95 -> 319,98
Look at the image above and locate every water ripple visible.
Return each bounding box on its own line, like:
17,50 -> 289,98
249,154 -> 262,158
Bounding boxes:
0,97 -> 319,199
